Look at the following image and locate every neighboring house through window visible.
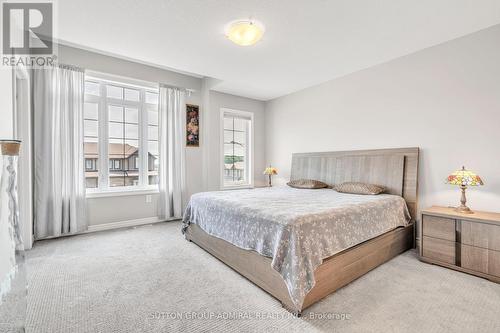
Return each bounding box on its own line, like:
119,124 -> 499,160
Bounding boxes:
221,108 -> 253,189
83,73 -> 160,191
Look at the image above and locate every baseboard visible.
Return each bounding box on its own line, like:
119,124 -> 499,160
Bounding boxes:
87,217 -> 172,233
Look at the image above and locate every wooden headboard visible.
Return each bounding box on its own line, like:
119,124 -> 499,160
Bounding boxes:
290,147 -> 419,221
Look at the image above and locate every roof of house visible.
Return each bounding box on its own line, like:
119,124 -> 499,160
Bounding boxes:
84,143 -> 139,159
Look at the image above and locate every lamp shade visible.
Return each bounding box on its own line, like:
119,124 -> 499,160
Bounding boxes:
263,166 -> 278,175
446,166 -> 484,186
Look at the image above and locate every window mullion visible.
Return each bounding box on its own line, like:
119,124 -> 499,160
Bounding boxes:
139,89 -> 148,187
99,83 -> 109,190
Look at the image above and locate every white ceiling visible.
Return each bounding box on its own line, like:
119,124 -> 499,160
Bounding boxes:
56,0 -> 500,101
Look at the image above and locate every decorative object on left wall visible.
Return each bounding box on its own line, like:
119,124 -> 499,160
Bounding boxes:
0,140 -> 27,331
446,166 -> 484,214
0,140 -> 22,302
186,104 -> 200,147
263,165 -> 278,187
0,140 -> 27,332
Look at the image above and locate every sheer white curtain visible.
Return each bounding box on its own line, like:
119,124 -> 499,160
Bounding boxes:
158,86 -> 186,219
33,65 -> 87,238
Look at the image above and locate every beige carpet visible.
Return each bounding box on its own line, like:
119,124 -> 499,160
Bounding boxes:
24,222 -> 500,333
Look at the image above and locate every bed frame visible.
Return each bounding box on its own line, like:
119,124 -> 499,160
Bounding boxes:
185,147 -> 419,314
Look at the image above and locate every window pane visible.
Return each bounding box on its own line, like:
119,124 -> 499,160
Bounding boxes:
84,141 -> 98,188
148,140 -> 159,185
124,88 -> 139,102
233,117 -> 248,131
148,126 -> 158,141
84,120 -> 98,138
109,105 -> 124,122
148,141 -> 159,156
147,101 -> 159,184
107,85 -> 123,99
125,139 -> 139,149
85,81 -> 100,96
84,102 -> 98,120
223,117 -> 233,130
145,91 -> 158,105
148,110 -> 158,126
125,107 -> 138,124
233,131 -> 246,147
223,130 -> 233,144
108,122 -> 123,139
125,124 -> 138,139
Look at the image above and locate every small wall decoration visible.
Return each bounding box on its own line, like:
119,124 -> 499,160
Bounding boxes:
186,104 -> 200,147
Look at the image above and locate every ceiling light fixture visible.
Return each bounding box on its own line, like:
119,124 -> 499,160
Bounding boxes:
225,19 -> 265,46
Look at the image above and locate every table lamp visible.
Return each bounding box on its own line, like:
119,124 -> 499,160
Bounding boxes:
263,166 -> 278,187
446,166 -> 483,214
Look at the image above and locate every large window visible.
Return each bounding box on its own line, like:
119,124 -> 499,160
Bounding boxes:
221,109 -> 253,188
83,74 -> 159,192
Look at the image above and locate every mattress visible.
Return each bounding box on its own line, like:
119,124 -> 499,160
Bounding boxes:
182,186 -> 410,310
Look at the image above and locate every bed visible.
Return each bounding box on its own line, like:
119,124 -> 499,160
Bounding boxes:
183,147 -> 419,314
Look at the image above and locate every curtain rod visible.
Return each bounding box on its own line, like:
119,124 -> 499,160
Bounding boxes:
56,63 -> 85,72
159,83 -> 196,94
31,62 -> 85,72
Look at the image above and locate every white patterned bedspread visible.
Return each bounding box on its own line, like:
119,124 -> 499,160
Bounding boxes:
182,186 -> 410,310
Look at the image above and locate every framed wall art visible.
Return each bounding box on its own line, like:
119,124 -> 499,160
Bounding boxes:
186,104 -> 200,147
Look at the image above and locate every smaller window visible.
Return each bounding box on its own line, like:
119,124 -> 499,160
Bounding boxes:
114,160 -> 121,170
221,109 -> 253,189
109,159 -> 122,171
85,159 -> 93,171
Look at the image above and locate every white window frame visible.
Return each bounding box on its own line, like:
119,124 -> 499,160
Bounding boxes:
84,72 -> 160,197
220,108 -> 254,190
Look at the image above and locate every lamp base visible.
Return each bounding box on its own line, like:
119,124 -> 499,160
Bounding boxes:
454,205 -> 474,214
456,185 -> 474,214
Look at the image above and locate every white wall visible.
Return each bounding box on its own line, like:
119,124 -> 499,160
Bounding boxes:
265,25 -> 500,214
206,90 -> 267,190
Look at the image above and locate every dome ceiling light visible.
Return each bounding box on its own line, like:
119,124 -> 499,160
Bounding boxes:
225,19 -> 265,46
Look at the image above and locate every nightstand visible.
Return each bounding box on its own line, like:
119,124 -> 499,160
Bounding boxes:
420,206 -> 500,283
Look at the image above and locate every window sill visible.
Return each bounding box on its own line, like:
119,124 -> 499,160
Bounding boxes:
86,187 -> 159,198
221,185 -> 254,191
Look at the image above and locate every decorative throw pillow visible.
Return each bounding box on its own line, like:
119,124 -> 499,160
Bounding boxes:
287,179 -> 329,189
334,182 -> 385,195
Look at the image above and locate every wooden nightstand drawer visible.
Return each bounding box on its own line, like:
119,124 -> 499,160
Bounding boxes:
462,245 -> 500,278
422,236 -> 455,264
422,215 -> 455,242
421,207 -> 500,283
462,221 -> 500,252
